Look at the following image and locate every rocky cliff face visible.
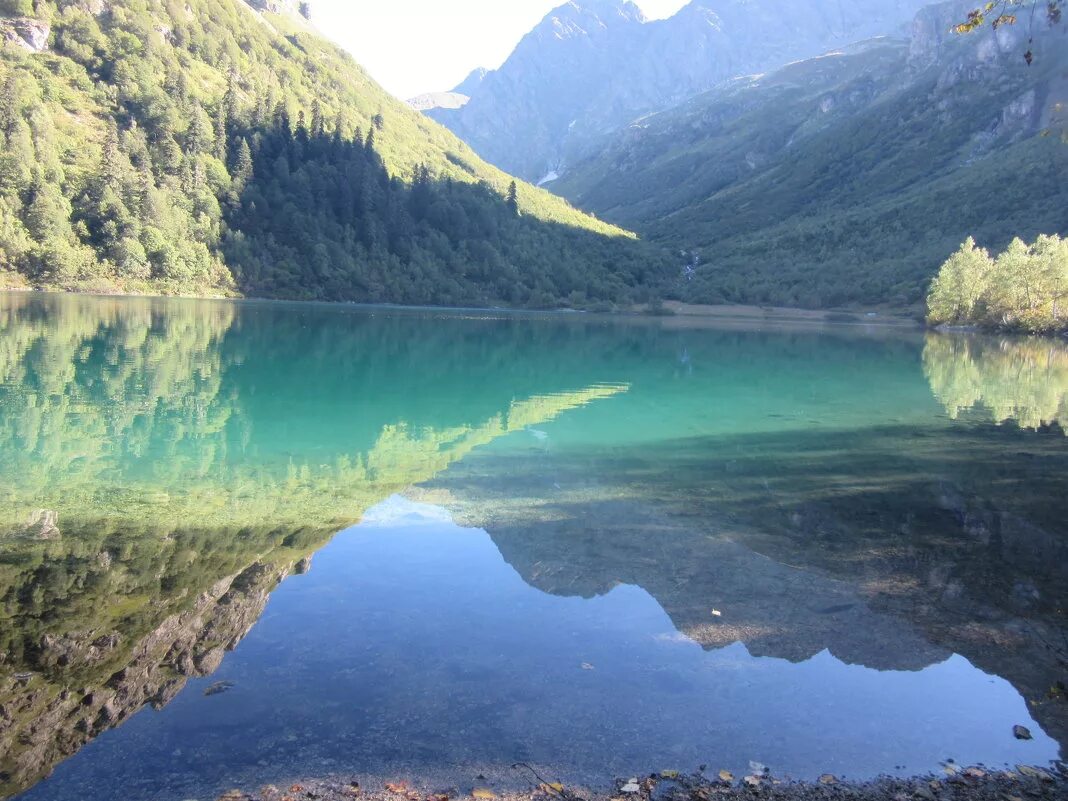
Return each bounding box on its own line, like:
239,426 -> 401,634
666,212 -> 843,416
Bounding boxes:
0,560 -> 295,798
0,17 -> 49,52
425,0 -> 930,181
244,0 -> 311,18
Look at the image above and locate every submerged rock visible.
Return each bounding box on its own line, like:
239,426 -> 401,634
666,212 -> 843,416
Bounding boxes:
204,680 -> 236,697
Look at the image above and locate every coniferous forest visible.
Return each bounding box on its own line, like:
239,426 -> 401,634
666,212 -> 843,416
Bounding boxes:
0,0 -> 668,307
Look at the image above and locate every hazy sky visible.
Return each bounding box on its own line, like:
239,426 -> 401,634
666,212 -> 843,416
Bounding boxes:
311,0 -> 690,99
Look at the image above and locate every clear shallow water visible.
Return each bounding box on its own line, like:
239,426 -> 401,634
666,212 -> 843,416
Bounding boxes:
1,293 -> 1066,800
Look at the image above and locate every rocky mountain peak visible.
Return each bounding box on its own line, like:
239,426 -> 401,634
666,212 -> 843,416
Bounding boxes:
534,0 -> 646,37
554,0 -> 646,22
454,66 -> 490,96
420,0 -> 930,181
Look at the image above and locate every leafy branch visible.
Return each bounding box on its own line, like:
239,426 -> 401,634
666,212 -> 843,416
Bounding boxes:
955,1 -> 1063,64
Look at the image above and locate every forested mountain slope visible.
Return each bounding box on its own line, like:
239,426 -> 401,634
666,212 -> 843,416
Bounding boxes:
0,0 -> 667,307
551,1 -> 1068,309
421,0 -> 929,182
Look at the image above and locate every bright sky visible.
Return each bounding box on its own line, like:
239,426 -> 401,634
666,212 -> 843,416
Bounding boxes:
311,0 -> 690,100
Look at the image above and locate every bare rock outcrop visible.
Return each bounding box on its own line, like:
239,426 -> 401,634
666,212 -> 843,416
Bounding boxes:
243,0 -> 311,19
0,17 -> 50,53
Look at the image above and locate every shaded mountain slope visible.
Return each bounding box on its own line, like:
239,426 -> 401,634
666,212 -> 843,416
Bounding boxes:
551,2 -> 1068,308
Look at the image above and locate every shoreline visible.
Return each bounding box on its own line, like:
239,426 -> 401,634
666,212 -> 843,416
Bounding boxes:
0,287 -> 924,329
12,286 -> 1068,337
659,301 -> 923,328
213,764 -> 1068,801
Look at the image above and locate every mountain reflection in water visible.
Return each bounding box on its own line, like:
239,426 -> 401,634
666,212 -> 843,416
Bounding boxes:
13,498 -> 1060,799
0,293 -> 1066,801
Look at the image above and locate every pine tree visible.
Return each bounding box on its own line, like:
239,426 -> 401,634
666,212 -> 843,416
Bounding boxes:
295,109 -> 308,143
175,71 -> 190,107
99,121 -> 123,195
410,164 -> 432,220
186,103 -> 209,157
0,74 -> 21,135
506,181 -> 519,216
156,133 -> 184,176
223,69 -> 240,125
135,167 -> 154,218
253,91 -> 271,129
273,101 -> 290,135
0,119 -> 33,194
233,137 -> 254,192
214,100 -> 228,162
26,179 -> 71,243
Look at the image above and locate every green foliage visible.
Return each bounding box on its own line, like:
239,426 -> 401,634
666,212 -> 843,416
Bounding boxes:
0,0 -> 667,307
927,233 -> 1068,332
927,237 -> 995,325
0,0 -> 35,16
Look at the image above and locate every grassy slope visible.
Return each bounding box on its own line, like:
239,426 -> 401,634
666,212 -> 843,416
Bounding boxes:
554,40 -> 913,225
552,28 -> 1068,309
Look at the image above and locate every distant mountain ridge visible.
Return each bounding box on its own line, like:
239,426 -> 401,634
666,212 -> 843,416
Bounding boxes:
420,0 -> 931,181
550,0 -> 1068,308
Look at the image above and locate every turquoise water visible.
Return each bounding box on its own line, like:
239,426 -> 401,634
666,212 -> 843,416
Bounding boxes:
0,293 -> 1065,800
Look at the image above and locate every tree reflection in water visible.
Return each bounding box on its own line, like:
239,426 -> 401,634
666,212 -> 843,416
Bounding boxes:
924,333 -> 1068,434
0,293 -> 627,797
